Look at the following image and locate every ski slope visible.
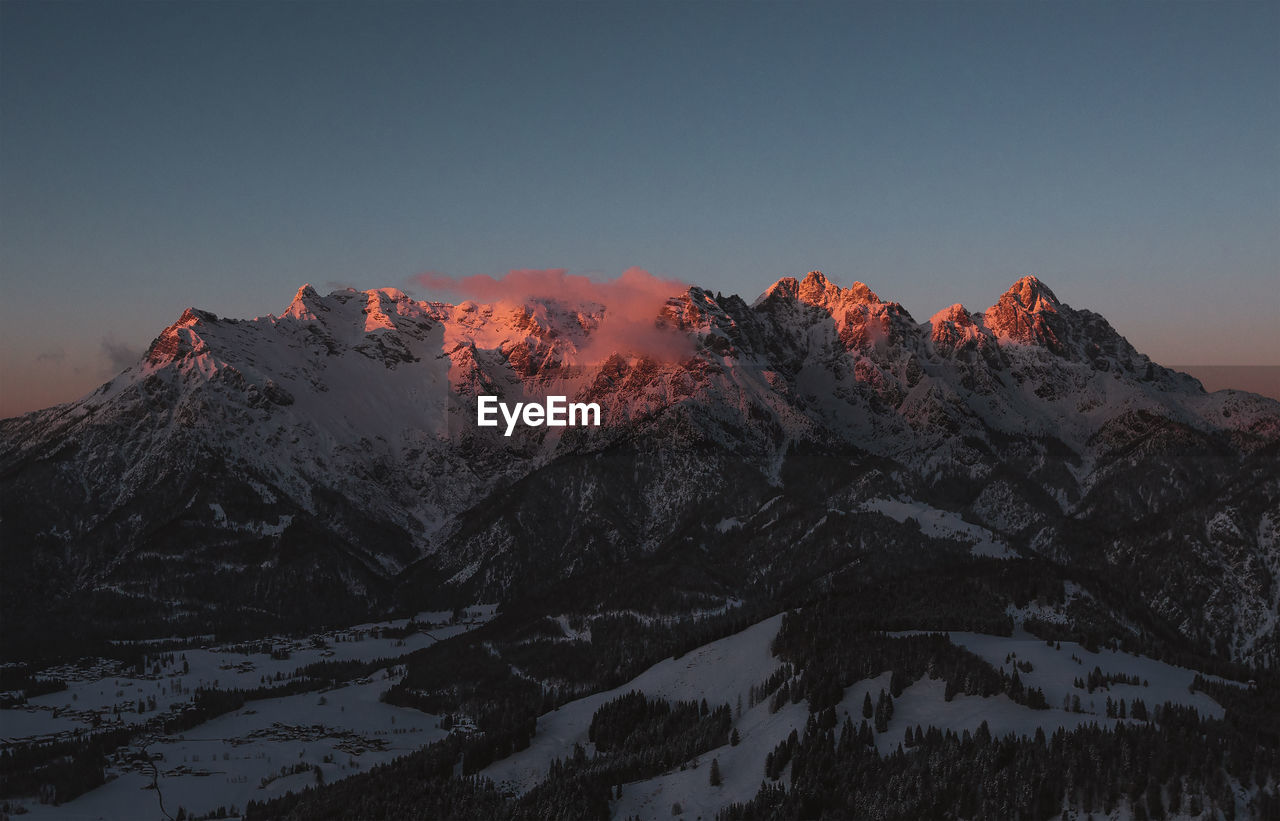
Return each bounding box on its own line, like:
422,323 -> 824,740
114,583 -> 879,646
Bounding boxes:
487,615 -> 1236,820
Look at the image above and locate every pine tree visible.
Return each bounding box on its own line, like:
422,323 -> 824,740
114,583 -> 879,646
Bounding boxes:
709,757 -> 722,787
862,692 -> 873,719
874,691 -> 890,733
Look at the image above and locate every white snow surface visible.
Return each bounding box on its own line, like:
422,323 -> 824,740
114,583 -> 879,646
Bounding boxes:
861,497 -> 1014,557
488,616 -> 1235,821
2,611 -> 491,820
483,614 -> 786,795
4,610 -> 1243,821
938,629 -> 1230,720
20,671 -> 444,821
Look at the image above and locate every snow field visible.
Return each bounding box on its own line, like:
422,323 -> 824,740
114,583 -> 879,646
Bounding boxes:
4,609 -> 1239,820
490,616 -> 1235,821
3,611 -> 491,819
19,670 -> 446,821
861,497 -> 1014,558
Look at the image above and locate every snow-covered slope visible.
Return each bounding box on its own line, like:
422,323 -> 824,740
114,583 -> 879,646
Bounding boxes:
2,273 -> 1278,664
482,614 -> 1239,821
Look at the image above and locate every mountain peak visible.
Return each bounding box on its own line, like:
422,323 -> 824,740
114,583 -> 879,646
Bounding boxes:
793,270 -> 885,306
144,307 -> 217,367
800,270 -> 829,289
283,283 -> 329,320
755,276 -> 799,306
754,273 -> 890,328
984,275 -> 1067,351
797,271 -> 837,304
999,276 -> 1060,312
930,303 -> 973,327
846,281 -> 882,305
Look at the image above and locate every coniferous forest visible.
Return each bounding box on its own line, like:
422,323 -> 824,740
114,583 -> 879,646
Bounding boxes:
235,561 -> 1280,820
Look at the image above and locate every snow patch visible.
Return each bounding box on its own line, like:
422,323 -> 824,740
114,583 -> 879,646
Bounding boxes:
714,517 -> 742,533
862,498 -> 1012,558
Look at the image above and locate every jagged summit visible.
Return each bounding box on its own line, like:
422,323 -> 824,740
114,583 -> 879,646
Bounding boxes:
982,275 -> 1069,351
845,280 -> 882,305
796,270 -> 841,305
757,271 -> 884,310
930,303 -> 973,325
755,275 -> 801,304
992,275 -> 1061,313
283,282 -> 330,321
928,303 -> 985,358
760,272 -> 1061,323
146,273 -> 1169,381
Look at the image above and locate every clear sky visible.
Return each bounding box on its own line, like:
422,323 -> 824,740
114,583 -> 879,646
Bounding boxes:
2,1 -> 1277,417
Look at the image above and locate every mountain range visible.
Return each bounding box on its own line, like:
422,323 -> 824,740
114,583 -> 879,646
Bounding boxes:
2,272 -> 1277,668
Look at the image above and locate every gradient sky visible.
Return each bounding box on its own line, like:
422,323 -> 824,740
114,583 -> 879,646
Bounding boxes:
2,1 -> 1277,417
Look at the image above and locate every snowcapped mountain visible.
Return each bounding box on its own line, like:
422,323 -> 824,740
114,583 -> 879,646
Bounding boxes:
2,273 -> 1277,664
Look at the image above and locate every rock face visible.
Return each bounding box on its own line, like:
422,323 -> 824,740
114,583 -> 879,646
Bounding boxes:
2,274 -> 1277,664
983,275 -> 1066,350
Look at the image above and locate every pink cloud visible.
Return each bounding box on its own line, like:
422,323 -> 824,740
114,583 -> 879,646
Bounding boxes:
412,267 -> 694,363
